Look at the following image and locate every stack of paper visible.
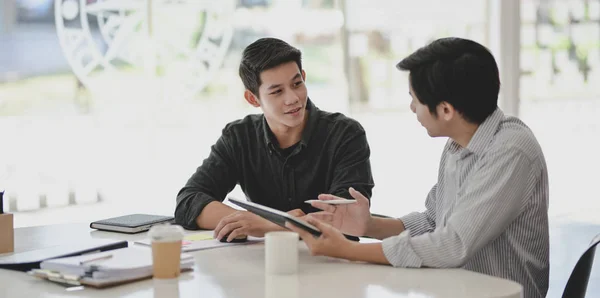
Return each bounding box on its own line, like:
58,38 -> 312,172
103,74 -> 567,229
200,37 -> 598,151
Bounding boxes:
135,232 -> 263,252
31,247 -> 194,287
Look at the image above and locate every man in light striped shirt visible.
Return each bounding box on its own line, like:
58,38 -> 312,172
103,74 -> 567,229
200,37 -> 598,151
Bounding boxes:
287,37 -> 549,298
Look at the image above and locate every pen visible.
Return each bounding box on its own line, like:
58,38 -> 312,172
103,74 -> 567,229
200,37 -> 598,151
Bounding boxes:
304,199 -> 357,205
79,254 -> 113,265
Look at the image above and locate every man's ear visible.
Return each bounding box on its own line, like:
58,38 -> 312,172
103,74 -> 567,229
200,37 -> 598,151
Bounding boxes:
244,90 -> 260,108
301,69 -> 306,82
438,102 -> 456,121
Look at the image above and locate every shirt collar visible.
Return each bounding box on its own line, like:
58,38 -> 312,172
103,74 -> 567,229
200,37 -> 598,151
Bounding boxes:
449,107 -> 504,156
262,98 -> 318,149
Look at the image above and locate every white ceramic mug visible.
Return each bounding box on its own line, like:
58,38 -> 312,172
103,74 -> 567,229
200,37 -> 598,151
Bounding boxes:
265,231 -> 299,275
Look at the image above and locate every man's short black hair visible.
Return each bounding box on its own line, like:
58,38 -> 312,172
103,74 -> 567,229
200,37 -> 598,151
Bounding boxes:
397,37 -> 500,124
239,37 -> 303,97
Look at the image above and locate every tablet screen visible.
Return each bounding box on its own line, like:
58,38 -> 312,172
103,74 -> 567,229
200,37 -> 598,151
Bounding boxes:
228,198 -> 321,236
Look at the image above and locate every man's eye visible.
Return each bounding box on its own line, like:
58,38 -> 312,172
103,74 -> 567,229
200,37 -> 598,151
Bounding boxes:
270,89 -> 282,95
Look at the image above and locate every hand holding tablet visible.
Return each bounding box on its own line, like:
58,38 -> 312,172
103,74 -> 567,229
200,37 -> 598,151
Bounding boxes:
227,198 -> 322,237
227,196 -> 362,241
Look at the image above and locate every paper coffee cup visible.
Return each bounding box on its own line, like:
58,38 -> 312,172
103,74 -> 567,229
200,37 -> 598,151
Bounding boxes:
265,231 -> 299,275
149,224 -> 184,279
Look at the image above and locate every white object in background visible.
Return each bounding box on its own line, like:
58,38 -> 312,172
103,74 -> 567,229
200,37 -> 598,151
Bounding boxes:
12,179 -> 40,211
44,182 -> 70,208
265,232 -> 298,275
72,181 -> 98,204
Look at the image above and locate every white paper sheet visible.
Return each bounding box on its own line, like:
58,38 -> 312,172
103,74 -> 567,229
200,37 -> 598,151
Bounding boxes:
134,232 -> 263,252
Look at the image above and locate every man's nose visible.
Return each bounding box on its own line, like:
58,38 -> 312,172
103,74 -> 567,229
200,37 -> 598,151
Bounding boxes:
285,92 -> 300,105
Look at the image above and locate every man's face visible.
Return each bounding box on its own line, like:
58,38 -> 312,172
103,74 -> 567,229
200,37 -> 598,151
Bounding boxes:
255,61 -> 308,129
409,83 -> 446,137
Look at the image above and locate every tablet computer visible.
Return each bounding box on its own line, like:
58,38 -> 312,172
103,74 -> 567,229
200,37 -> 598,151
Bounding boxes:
227,198 -> 322,237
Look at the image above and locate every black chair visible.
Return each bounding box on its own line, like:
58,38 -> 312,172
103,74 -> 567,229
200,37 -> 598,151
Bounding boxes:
562,233 -> 600,298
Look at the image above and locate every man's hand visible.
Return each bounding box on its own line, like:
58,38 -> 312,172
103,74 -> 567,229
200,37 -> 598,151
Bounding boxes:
310,187 -> 372,236
213,211 -> 280,242
285,216 -> 354,259
287,209 -> 306,218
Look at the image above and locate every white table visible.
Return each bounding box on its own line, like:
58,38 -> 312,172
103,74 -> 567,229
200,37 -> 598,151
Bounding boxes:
0,223 -> 523,298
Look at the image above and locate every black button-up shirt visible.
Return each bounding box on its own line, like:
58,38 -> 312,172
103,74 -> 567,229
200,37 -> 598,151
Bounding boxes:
175,99 -> 375,229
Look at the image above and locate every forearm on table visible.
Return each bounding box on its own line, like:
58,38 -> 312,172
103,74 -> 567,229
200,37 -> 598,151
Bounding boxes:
195,201 -> 237,229
365,217 -> 405,240
341,242 -> 390,265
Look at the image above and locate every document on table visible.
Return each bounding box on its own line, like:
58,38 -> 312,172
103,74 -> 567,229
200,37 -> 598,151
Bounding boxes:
134,232 -> 263,252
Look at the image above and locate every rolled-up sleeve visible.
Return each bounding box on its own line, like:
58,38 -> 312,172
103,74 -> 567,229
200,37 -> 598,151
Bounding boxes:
328,123 -> 374,201
174,129 -> 239,229
399,184 -> 438,237
382,147 -> 537,268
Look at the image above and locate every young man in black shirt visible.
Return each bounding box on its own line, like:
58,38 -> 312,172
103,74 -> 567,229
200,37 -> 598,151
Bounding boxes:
175,38 -> 374,241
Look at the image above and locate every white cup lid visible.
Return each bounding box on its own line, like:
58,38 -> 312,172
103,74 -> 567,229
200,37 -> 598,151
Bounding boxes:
148,224 -> 184,242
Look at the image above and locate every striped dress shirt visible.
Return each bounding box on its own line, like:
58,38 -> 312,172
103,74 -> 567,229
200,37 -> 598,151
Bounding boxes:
382,108 -> 549,298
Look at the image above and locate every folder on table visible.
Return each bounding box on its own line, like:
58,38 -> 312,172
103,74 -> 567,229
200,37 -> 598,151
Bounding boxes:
28,247 -> 194,288
0,239 -> 127,272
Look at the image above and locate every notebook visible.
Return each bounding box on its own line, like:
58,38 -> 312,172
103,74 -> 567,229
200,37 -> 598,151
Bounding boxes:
29,247 -> 194,288
90,214 -> 174,234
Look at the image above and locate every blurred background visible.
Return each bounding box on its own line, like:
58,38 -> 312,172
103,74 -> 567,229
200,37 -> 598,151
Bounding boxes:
1,0 -> 598,296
